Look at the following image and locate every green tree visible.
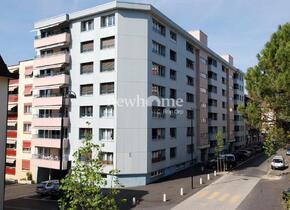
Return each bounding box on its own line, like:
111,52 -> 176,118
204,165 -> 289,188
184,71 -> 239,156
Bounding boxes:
58,131 -> 122,210
239,22 -> 290,156
215,131 -> 224,171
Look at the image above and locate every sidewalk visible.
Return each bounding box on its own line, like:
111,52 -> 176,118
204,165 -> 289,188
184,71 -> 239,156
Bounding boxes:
117,166 -> 221,210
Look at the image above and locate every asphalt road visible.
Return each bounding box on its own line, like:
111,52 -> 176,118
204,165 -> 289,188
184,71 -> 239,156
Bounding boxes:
173,153 -> 289,210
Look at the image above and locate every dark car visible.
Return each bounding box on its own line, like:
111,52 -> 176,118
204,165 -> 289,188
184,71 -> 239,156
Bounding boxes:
36,180 -> 60,196
282,188 -> 290,200
234,151 -> 248,161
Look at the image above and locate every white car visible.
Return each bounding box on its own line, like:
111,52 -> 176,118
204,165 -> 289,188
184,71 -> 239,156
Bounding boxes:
271,156 -> 285,170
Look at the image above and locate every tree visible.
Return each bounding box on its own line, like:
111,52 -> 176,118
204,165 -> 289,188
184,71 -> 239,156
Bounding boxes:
215,131 -> 224,172
239,22 -> 290,156
58,131 -> 122,210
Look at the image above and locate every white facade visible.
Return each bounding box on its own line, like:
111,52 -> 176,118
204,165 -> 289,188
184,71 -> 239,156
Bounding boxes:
33,1 -> 247,186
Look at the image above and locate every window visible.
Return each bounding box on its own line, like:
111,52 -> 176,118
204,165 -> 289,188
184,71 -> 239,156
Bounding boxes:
186,58 -> 194,70
222,89 -> 226,96
222,65 -> 226,72
152,149 -> 166,163
24,66 -> 33,78
151,169 -> 164,178
81,19 -> 94,32
80,106 -> 93,118
208,112 -> 218,120
187,110 -> 194,119
187,76 -> 194,86
208,57 -> 217,67
38,129 -> 68,139
170,128 -> 176,138
99,129 -> 114,140
22,160 -> 30,171
208,126 -> 218,134
152,41 -> 165,56
200,57 -> 207,65
208,71 -> 217,80
222,77 -> 226,84
186,93 -> 194,102
23,123 -> 31,133
208,85 -> 217,93
187,127 -> 194,136
170,69 -> 176,80
100,59 -> 114,72
81,40 -> 94,53
152,62 -> 165,77
170,147 -> 176,159
102,152 -> 113,165
22,141 -> 31,153
101,14 -> 115,27
186,41 -> 194,53
208,99 -> 217,107
152,84 -> 165,97
170,31 -> 177,41
152,106 -> 165,118
80,62 -> 93,74
100,36 -> 115,49
222,114 -> 226,121
152,128 -> 165,140
100,82 -> 114,94
100,105 -> 114,118
80,84 -> 93,96
152,19 -> 165,36
170,108 -> 176,119
224,126 -> 227,133
79,128 -> 92,139
187,144 -> 194,154
24,85 -> 32,96
24,104 -> 32,114
170,88 -> 176,99
170,49 -> 177,61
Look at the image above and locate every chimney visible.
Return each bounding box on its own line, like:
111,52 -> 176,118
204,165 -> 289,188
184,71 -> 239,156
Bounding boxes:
188,30 -> 208,46
222,54 -> 234,66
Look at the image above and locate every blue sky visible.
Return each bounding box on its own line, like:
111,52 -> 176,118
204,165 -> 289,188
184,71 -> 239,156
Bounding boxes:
0,0 -> 289,71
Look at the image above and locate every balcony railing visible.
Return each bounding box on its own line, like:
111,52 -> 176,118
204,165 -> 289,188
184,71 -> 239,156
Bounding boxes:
7,115 -> 17,121
5,167 -> 16,175
33,154 -> 60,161
9,79 -> 19,85
8,95 -> 18,103
34,32 -> 70,49
152,112 -> 166,119
6,149 -> 16,156
7,131 -> 17,138
34,51 -> 70,67
35,71 -> 69,78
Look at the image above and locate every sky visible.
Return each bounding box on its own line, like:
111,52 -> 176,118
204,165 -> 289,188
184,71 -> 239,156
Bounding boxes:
0,0 -> 289,71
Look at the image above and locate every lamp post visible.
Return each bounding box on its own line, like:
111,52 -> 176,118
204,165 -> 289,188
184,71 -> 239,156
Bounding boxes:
59,88 -> 76,171
191,107 -> 194,189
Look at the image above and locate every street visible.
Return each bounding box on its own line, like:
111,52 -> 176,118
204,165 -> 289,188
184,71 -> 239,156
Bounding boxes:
4,152 -> 289,210
173,153 -> 289,210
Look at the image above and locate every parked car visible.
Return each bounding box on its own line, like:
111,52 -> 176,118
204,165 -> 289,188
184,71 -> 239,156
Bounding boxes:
282,187 -> 290,200
286,148 -> 290,156
221,154 -> 237,168
271,156 -> 286,170
239,150 -> 252,157
253,145 -> 263,153
245,148 -> 256,155
36,180 -> 60,196
234,151 -> 248,161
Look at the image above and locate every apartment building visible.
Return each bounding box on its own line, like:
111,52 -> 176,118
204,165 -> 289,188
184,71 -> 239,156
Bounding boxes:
29,1 -> 247,186
6,60 -> 34,182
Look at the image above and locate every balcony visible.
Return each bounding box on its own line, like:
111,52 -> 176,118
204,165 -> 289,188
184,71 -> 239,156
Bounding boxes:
32,138 -> 68,149
34,32 -> 71,49
5,167 -> 16,175
6,149 -> 16,156
33,96 -> 68,107
34,73 -> 69,87
8,95 -> 18,103
7,131 -> 17,139
34,52 -> 70,68
9,79 -> 19,85
32,154 -> 68,170
7,114 -> 17,121
33,117 -> 69,127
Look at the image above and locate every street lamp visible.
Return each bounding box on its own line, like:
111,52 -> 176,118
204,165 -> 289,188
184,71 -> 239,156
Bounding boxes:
59,88 -> 76,171
190,107 -> 194,189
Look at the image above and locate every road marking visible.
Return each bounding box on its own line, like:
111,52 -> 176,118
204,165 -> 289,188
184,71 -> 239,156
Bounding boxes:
207,192 -> 220,200
229,195 -> 241,204
218,193 -> 230,202
196,190 -> 209,198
